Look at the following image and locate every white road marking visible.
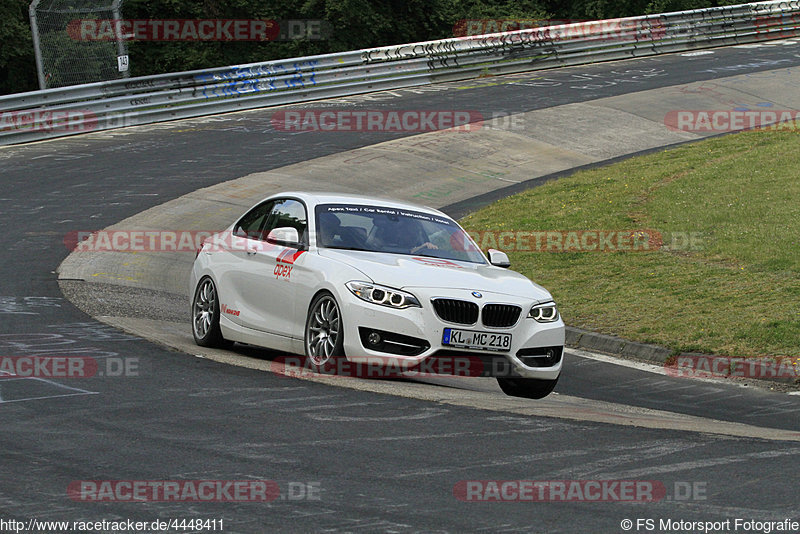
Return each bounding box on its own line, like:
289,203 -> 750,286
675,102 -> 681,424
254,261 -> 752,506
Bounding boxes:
0,372 -> 97,404
306,407 -> 447,422
394,449 -> 593,478
0,392 -> 98,403
567,347 -> 779,390
594,447 -> 800,478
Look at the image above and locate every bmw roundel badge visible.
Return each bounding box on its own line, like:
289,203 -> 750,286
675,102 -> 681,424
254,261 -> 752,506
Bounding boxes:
472,291 -> 482,298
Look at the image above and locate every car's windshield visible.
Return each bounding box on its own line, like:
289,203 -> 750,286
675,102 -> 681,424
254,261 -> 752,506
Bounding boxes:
315,204 -> 486,264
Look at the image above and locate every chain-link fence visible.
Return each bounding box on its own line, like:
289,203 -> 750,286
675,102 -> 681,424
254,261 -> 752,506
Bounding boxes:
29,0 -> 129,89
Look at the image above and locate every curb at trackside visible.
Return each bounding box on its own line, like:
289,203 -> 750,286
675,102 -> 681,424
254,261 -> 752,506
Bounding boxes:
565,326 -> 672,363
565,326 -> 798,387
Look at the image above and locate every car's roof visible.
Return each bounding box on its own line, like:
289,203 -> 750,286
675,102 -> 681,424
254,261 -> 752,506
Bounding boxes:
271,191 -> 448,218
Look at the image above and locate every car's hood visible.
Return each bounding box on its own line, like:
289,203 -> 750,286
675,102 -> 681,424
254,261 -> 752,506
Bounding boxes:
318,249 -> 553,301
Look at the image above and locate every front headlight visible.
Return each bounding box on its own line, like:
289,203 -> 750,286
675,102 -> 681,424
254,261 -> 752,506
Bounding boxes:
529,301 -> 559,322
346,281 -> 421,309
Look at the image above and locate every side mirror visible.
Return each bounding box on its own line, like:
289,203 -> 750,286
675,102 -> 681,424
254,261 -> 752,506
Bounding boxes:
267,226 -> 301,247
487,248 -> 510,268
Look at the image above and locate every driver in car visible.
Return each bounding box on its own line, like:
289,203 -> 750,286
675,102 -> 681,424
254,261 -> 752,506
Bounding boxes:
373,216 -> 439,255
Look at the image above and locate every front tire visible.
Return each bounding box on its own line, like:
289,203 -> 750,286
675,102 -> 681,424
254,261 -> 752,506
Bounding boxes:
192,276 -> 231,348
304,292 -> 345,368
497,376 -> 559,399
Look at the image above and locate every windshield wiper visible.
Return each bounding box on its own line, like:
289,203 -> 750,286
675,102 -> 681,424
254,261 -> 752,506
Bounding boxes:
323,245 -> 375,252
412,251 -> 483,264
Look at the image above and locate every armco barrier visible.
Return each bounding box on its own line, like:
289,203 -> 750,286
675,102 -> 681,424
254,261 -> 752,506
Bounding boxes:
2,0 -> 800,145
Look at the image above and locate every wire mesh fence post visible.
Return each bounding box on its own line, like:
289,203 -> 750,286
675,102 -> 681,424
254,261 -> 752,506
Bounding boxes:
29,0 -> 46,90
111,0 -> 129,79
28,0 -> 130,89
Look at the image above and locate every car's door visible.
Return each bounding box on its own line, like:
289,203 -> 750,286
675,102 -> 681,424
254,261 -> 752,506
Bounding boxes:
216,199 -> 276,330
231,198 -> 311,337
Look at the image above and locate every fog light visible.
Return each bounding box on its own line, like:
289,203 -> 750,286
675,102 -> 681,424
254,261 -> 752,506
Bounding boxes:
368,332 -> 381,346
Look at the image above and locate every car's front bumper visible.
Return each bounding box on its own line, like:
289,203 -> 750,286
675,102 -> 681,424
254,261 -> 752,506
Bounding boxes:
339,287 -> 564,380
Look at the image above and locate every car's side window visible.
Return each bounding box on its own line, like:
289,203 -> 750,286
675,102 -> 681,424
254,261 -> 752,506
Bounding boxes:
233,201 -> 274,240
263,199 -> 308,247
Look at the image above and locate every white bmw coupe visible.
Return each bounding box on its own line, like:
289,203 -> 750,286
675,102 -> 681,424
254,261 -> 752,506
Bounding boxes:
190,192 -> 564,398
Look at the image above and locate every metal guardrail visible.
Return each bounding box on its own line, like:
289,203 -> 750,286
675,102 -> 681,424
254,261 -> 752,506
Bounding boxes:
2,0 -> 800,145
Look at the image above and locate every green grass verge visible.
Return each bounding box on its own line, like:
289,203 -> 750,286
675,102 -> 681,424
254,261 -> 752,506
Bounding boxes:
461,130 -> 800,359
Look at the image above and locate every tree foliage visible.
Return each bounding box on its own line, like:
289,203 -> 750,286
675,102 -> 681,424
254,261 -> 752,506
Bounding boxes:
0,0 -> 37,94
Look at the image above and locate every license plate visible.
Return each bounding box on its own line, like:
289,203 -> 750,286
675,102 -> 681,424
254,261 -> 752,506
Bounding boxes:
442,328 -> 511,352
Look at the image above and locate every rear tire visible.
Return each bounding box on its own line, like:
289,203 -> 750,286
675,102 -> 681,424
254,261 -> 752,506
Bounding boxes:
497,376 -> 559,399
192,276 -> 232,348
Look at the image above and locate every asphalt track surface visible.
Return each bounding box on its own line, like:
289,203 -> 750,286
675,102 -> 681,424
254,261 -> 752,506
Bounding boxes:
2,44 -> 800,532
